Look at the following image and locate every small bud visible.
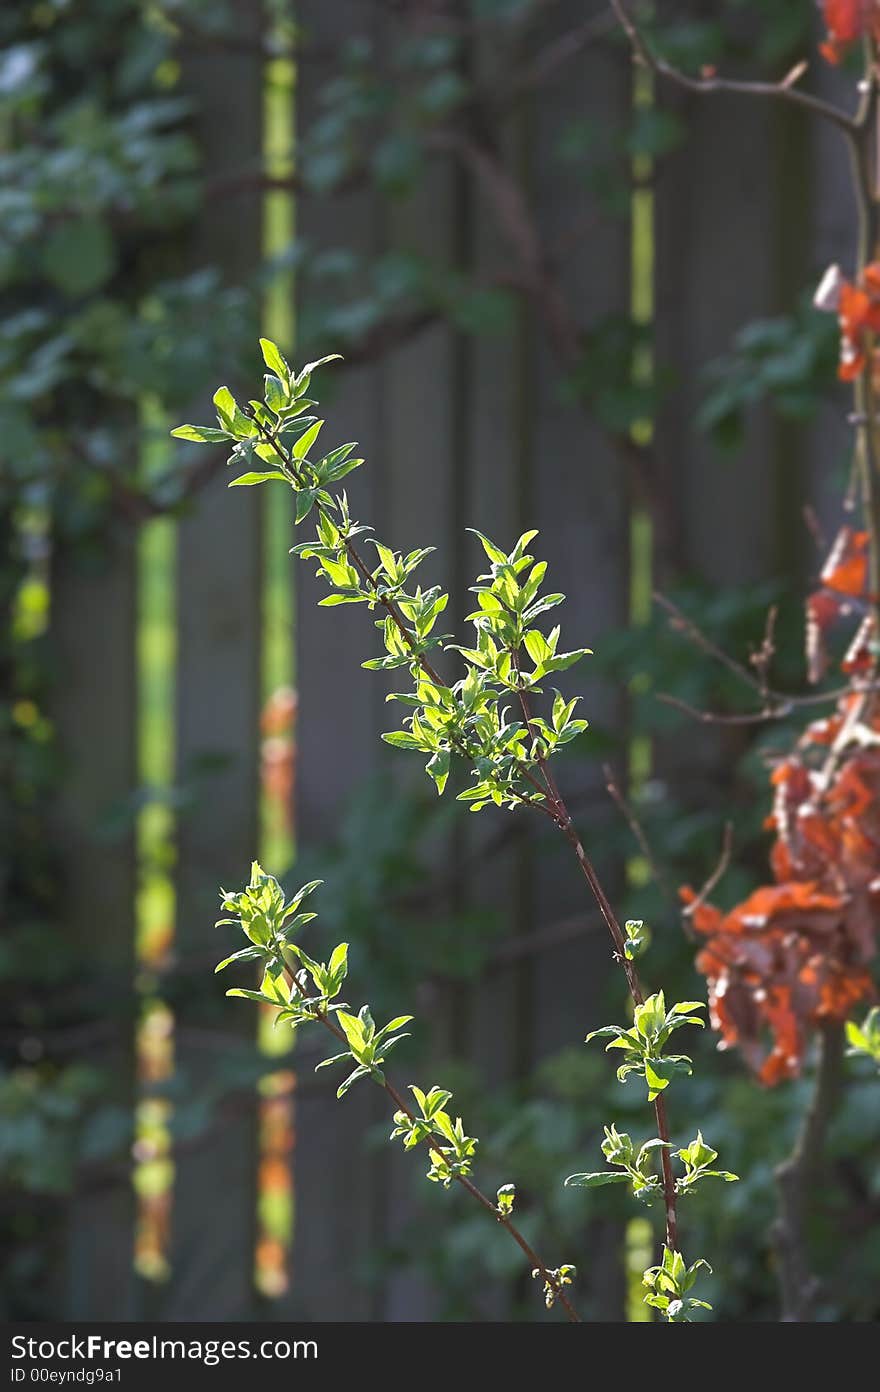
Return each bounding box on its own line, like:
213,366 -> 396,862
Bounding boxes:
496,1182 -> 516,1217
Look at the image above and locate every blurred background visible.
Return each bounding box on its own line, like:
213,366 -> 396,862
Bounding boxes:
2,0 -> 877,1322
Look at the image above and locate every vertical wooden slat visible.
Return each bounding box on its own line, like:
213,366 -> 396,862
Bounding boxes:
807,60 -> 859,532
650,42 -> 788,858
165,0 -> 264,1320
525,0 -> 631,1321
377,28 -> 460,1320
654,88 -> 780,587
51,532 -> 137,1318
289,0 -> 384,1320
527,1 -> 631,1065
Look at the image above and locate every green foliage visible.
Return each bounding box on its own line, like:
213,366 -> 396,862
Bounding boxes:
564,314 -> 671,433
585,992 -> 705,1102
642,1246 -> 712,1323
623,919 -> 649,961
174,344 -> 592,817
565,1125 -> 670,1202
390,1087 -> 479,1186
215,868 -> 486,1210
566,1125 -> 736,1203
496,1182 -> 516,1217
675,1131 -> 738,1195
318,1007 -> 413,1098
198,343 -> 732,1321
7,0 -> 849,1325
698,298 -> 838,449
845,1007 -> 880,1070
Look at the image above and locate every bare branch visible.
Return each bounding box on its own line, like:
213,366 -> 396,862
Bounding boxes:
682,822 -> 733,922
603,763 -> 674,904
610,0 -> 857,135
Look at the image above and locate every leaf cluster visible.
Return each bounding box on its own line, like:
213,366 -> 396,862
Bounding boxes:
390,1085 -> 479,1186
565,1125 -> 736,1203
585,991 -> 705,1101
642,1246 -> 712,1323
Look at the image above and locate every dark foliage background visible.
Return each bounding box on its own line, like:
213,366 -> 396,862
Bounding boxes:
2,0 -> 877,1322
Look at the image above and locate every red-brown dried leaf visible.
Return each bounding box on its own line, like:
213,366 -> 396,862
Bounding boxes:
681,721 -> 880,1083
821,0 -> 880,64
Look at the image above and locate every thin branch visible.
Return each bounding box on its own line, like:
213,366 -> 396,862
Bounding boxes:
603,763 -> 674,905
511,668 -> 680,1250
282,964 -> 580,1321
655,591 -> 880,726
610,0 -> 857,134
431,127 -> 581,365
258,424 -> 557,815
654,591 -> 769,700
656,692 -> 789,727
504,11 -> 617,101
682,822 -> 733,922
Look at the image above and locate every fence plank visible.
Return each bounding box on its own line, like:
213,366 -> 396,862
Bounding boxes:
165,1 -> 264,1320
654,84 -> 781,588
526,0 -> 632,1044
289,0 -> 385,1321
51,531 -> 137,1319
524,0 -> 631,1321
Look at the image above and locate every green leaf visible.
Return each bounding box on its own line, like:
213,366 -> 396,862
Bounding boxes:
264,374 -> 287,411
314,1050 -> 351,1071
337,1010 -> 367,1052
328,942 -> 349,979
377,1015 -> 414,1038
293,354 -> 343,392
584,1025 -> 629,1044
644,1058 -> 671,1095
846,1020 -> 868,1051
214,947 -> 263,973
260,338 -> 291,381
523,630 -> 549,666
467,528 -> 507,564
426,748 -> 450,795
213,386 -> 238,428
337,1063 -> 371,1098
564,1171 -> 630,1188
171,424 -> 231,443
295,488 -> 318,523
381,731 -> 423,750
293,420 -> 324,459
229,471 -> 289,487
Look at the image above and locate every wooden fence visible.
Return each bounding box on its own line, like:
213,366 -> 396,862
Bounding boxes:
46,3 -> 853,1321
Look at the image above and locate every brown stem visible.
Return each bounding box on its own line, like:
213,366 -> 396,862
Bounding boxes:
610,0 -> 857,133
260,422 -> 559,815
511,661 -> 680,1250
282,966 -> 580,1321
772,1023 -> 844,1320
556,799 -> 679,1251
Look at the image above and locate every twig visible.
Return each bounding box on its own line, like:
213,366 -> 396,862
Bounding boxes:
603,763 -> 674,904
610,0 -> 857,134
750,605 -> 778,700
282,965 -> 580,1321
654,592 -> 769,699
258,424 -> 558,816
682,823 -> 733,923
511,669 -> 680,1250
655,692 -> 790,727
